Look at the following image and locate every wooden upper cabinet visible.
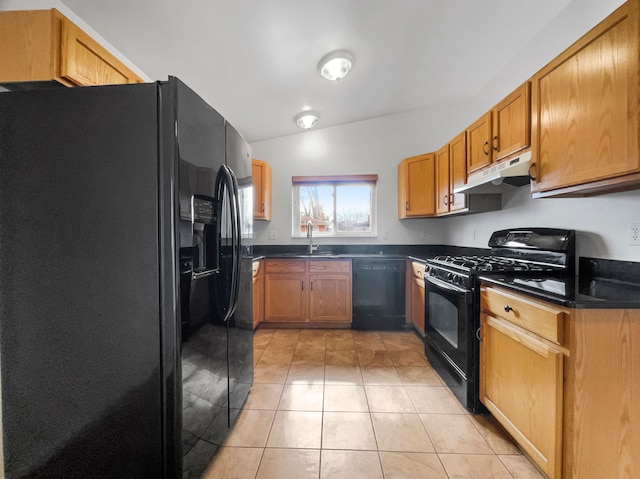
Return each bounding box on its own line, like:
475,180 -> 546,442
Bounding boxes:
466,83 -> 531,175
434,132 -> 468,216
492,82 -> 530,162
531,1 -> 640,197
252,159 -> 272,221
398,153 -> 436,218
0,9 -> 143,87
435,145 -> 450,215
466,112 -> 492,174
448,131 -> 467,213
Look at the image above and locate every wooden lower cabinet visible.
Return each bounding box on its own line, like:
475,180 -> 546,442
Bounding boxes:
252,259 -> 264,328
480,284 -> 640,479
263,259 -> 351,326
406,261 -> 425,334
480,312 -> 563,478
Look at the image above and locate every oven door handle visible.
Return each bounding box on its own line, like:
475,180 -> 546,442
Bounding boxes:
424,274 -> 469,294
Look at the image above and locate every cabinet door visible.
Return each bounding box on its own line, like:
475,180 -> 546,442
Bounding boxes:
531,2 -> 640,196
435,145 -> 450,215
252,159 -> 272,220
448,131 -> 467,213
480,313 -> 563,479
398,153 -> 435,218
264,273 -> 307,322
466,112 -> 492,173
309,274 -> 352,322
410,276 -> 425,333
60,16 -> 142,86
252,261 -> 263,328
492,82 -> 530,162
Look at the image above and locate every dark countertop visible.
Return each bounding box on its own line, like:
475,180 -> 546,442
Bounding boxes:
480,257 -> 640,309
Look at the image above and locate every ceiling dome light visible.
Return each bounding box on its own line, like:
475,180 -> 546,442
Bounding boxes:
294,111 -> 319,130
318,50 -> 354,81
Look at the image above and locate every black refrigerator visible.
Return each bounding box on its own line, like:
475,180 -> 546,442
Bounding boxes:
0,77 -> 253,478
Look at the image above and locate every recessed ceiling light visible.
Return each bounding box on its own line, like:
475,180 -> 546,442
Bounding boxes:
294,111 -> 319,129
318,50 -> 354,81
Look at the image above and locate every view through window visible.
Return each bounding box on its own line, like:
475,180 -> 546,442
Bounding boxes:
292,175 -> 377,237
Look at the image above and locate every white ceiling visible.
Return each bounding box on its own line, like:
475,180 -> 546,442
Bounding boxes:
61,0 -> 572,143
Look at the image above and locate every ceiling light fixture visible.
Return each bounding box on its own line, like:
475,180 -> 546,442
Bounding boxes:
318,50 -> 354,81
294,111 -> 319,130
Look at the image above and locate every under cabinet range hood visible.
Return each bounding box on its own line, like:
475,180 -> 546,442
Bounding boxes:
454,150 -> 532,194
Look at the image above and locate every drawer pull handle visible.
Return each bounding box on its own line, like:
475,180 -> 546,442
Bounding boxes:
476,325 -> 482,342
504,305 -> 513,313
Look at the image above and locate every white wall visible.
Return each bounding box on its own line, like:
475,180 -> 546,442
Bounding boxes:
252,0 -> 640,262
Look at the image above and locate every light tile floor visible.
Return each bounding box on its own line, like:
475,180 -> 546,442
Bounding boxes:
201,328 -> 544,479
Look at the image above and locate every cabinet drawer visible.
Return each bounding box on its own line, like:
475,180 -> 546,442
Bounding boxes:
480,286 -> 566,345
411,261 -> 425,278
309,259 -> 350,273
265,259 -> 306,274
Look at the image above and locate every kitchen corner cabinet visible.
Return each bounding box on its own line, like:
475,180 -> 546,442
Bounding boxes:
263,259 -> 351,326
466,82 -> 531,174
480,284 -> 640,479
530,1 -> 640,198
0,9 -> 143,87
406,261 -> 425,334
252,159 -> 272,221
252,259 -> 263,328
436,132 -> 467,215
398,153 -> 436,218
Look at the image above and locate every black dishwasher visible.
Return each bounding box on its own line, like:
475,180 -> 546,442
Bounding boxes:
352,258 -> 406,330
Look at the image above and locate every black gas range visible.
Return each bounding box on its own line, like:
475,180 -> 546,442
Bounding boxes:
423,228 -> 575,412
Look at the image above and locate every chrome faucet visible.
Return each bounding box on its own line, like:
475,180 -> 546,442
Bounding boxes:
306,220 -> 318,254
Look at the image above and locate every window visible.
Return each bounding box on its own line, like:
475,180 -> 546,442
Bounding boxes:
292,175 -> 378,237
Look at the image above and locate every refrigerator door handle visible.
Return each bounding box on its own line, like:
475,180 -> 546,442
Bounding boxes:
227,166 -> 242,320
214,164 -> 242,322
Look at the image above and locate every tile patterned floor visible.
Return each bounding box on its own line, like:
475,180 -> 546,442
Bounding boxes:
200,328 -> 544,479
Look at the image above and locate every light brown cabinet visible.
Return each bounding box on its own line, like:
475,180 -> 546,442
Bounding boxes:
406,261 -> 425,334
466,83 -> 531,175
397,153 -> 436,218
480,286 -> 565,478
252,159 -> 272,221
252,259 -> 264,328
0,9 -> 143,87
263,259 -> 351,326
435,132 -> 468,215
480,284 -> 640,479
530,1 -> 640,198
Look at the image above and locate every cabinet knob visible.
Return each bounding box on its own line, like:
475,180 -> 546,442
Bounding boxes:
504,305 -> 513,313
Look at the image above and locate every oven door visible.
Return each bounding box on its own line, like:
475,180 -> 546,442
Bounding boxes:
424,275 -> 470,372
423,273 -> 479,411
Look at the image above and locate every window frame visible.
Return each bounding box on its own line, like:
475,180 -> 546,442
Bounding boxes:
291,174 -> 378,238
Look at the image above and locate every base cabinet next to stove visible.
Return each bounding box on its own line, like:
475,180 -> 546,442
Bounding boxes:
479,284 -> 640,479
480,286 -> 565,479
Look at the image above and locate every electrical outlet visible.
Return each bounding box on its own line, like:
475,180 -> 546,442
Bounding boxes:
629,223 -> 640,245
268,231 -> 277,240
